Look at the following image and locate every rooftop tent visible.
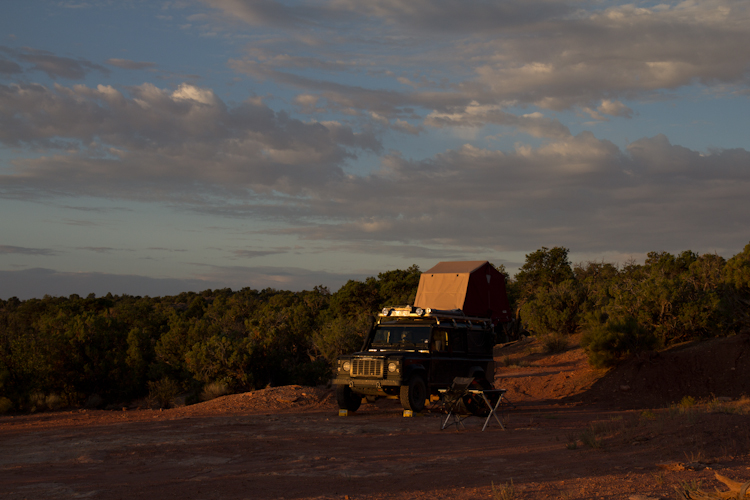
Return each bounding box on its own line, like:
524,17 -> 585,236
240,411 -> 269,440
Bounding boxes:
413,261 -> 512,323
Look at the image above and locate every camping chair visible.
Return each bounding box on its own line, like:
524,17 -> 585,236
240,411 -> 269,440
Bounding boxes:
438,377 -> 476,430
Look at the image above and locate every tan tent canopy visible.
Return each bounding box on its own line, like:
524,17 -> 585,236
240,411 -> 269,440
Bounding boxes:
413,261 -> 511,323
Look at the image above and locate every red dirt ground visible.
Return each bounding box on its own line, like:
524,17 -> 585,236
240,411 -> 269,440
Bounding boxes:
2,334 -> 750,500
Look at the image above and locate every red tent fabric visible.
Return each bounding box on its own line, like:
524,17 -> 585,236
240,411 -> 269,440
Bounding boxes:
413,261 -> 511,323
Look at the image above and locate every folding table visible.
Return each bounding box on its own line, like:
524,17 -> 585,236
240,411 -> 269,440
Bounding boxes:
439,385 -> 507,431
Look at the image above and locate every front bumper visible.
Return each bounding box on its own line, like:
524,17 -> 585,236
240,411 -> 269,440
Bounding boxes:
332,377 -> 403,387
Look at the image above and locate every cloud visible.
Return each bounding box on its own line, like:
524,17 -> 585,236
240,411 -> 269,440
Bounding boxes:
199,0 -> 310,29
106,58 -> 157,70
17,48 -> 110,80
217,0 -> 750,119
77,246 -> 121,254
0,57 -> 22,75
2,73 -> 748,256
331,0 -> 571,33
425,103 -> 572,139
230,249 -> 283,258
251,132 -> 750,254
0,81 -> 380,199
597,100 -> 633,119
0,245 -> 59,256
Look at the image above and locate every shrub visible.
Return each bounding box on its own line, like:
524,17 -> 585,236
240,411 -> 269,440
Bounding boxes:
679,395 -> 697,408
581,317 -> 659,368
201,381 -> 230,401
29,392 -> 46,412
579,427 -> 602,448
45,393 -> 64,410
148,378 -> 181,409
542,334 -> 569,354
0,397 -> 13,414
491,479 -> 515,500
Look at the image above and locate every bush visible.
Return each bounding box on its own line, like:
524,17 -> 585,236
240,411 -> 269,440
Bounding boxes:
581,317 -> 659,368
45,393 -> 64,410
0,397 -> 13,414
201,381 -> 230,402
148,378 -> 181,408
29,392 -> 46,412
520,280 -> 584,336
679,395 -> 697,408
542,334 -> 569,354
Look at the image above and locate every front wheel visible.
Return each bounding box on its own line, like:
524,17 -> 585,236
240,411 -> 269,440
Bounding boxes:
336,385 -> 362,412
400,376 -> 427,412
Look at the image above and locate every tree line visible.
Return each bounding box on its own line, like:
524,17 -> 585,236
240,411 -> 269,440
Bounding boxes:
514,244 -> 750,367
1,243 -> 749,413
0,266 -> 421,412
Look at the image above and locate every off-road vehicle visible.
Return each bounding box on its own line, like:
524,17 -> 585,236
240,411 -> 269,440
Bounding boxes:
333,261 -> 511,413
333,306 -> 499,412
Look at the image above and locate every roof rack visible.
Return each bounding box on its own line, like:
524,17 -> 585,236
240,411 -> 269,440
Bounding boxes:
379,305 -> 492,325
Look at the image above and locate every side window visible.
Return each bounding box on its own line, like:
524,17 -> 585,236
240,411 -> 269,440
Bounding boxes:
467,330 -> 491,354
431,329 -> 449,352
448,328 -> 467,353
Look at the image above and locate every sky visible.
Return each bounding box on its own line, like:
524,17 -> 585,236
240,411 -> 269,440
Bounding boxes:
1,0 -> 749,300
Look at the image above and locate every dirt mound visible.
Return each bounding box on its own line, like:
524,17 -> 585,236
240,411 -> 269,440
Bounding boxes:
493,334 -> 602,406
580,333 -> 750,409
171,384 -> 334,417
493,333 -> 750,410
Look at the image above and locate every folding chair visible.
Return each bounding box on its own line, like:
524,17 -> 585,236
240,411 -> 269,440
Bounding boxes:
438,377 -> 476,430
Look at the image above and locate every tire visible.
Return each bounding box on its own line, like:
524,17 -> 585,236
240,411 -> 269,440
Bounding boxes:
336,385 -> 362,412
400,376 -> 427,412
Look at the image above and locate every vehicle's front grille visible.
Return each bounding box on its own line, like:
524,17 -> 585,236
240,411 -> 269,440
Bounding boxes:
351,358 -> 383,377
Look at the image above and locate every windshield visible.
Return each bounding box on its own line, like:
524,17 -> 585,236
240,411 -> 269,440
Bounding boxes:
370,325 -> 431,349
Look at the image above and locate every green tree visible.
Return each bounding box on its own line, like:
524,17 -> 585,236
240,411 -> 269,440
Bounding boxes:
520,279 -> 586,336
515,247 -> 579,336
723,242 -> 750,331
514,246 -> 575,300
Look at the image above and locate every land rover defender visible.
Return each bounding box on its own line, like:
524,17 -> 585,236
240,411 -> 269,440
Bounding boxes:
333,306 -> 497,412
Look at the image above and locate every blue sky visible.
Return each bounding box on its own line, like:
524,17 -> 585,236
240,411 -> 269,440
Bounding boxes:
1,0 -> 749,299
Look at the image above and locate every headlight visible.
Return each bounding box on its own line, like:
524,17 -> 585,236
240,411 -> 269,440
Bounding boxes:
342,361 -> 351,372
388,362 -> 397,373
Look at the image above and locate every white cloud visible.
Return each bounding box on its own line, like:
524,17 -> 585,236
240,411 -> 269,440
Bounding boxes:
172,83 -> 219,105
0,81 -> 380,199
216,0 -> 750,122
426,103 -> 572,139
